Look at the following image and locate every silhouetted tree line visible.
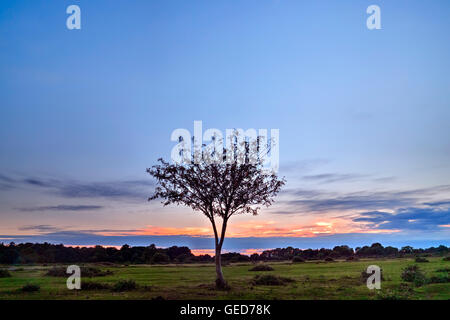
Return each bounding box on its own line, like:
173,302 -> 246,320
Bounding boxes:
0,242 -> 448,264
253,243 -> 449,261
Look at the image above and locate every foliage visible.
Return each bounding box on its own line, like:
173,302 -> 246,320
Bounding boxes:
346,256 -> 359,261
415,257 -> 429,263
292,256 -> 305,263
46,266 -> 113,277
21,283 -> 40,292
376,288 -> 410,300
0,269 -> 11,278
249,264 -> 274,271
428,274 -> 449,284
401,265 -> 427,287
150,252 -> 170,264
251,274 -> 295,286
0,242 -> 449,265
81,281 -> 111,290
112,280 -> 137,292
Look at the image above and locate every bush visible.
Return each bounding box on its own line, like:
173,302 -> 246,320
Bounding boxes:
324,257 -> 334,262
0,269 -> 11,278
346,256 -> 358,261
443,256 -> 450,261
46,266 -> 113,277
292,256 -> 305,263
251,274 -> 295,286
21,283 -> 40,292
81,281 -> 111,290
376,288 -> 410,300
436,268 -> 450,272
112,279 -> 137,292
150,253 -> 170,264
429,275 -> 450,284
249,264 -> 274,271
415,257 -> 429,263
401,265 -> 427,287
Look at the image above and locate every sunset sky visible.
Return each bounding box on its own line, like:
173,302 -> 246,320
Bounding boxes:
1,1 -> 449,253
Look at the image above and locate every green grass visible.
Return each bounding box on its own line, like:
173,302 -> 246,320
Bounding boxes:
0,257 -> 448,300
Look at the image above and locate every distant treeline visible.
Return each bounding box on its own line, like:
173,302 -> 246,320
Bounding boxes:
0,242 -> 448,265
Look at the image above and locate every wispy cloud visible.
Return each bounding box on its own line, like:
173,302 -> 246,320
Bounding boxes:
18,225 -> 59,232
1,173 -> 155,201
302,173 -> 367,184
277,185 -> 450,214
18,205 -> 104,212
353,205 -> 450,231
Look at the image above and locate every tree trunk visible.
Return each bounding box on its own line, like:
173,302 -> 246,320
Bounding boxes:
215,244 -> 228,289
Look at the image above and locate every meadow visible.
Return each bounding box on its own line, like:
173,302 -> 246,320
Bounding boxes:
0,257 -> 448,300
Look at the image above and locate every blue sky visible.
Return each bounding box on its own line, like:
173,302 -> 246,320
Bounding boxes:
0,1 -> 449,252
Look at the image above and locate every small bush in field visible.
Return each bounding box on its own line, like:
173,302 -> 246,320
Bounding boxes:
249,264 -> 274,271
415,257 -> 429,263
443,256 -> 450,261
346,256 -> 358,262
251,274 -> 295,286
376,289 -> 410,300
436,268 -> 450,272
324,257 -> 334,262
112,279 -> 137,292
81,281 -> 111,290
401,265 -> 427,287
429,274 -> 450,284
46,266 -> 112,277
0,269 -> 11,278
292,256 -> 305,263
21,283 -> 40,292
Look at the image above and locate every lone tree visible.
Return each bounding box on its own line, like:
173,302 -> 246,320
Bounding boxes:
147,135 -> 284,289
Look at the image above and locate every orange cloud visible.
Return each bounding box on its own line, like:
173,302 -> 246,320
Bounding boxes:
131,225 -> 211,237
104,217 -> 399,239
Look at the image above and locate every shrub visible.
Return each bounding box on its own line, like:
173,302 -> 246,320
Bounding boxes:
46,266 -> 113,277
81,281 -> 111,290
401,265 -> 427,287
415,257 -> 429,263
436,268 -> 450,272
324,257 -> 334,262
428,275 -> 450,284
0,269 -> 11,278
249,264 -> 274,271
112,279 -> 137,292
443,256 -> 450,261
346,256 -> 358,261
21,283 -> 40,292
292,256 -> 305,263
376,289 -> 410,300
251,274 -> 295,286
150,253 -> 170,264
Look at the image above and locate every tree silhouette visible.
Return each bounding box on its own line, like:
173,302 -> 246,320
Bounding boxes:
147,134 -> 284,288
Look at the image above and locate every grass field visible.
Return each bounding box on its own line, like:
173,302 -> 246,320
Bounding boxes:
0,257 -> 448,300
